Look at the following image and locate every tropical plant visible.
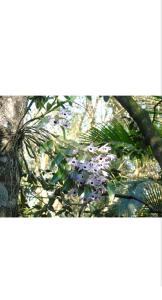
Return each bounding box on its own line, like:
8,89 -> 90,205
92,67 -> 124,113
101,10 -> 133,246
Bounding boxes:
1,95 -> 162,217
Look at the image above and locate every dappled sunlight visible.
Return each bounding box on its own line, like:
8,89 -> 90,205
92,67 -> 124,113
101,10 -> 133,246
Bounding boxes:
0,96 -> 162,217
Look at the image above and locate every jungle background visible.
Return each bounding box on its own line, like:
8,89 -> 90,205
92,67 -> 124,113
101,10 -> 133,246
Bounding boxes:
1,96 -> 162,217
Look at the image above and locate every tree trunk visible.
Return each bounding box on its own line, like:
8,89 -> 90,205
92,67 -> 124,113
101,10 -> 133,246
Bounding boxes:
0,96 -> 27,217
115,96 -> 162,169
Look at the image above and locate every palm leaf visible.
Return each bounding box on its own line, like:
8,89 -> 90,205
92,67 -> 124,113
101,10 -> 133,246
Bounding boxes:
80,119 -> 152,160
81,120 -> 132,144
134,181 -> 162,216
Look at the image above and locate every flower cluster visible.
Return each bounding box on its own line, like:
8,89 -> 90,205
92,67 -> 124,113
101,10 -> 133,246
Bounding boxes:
67,144 -> 116,202
53,105 -> 72,129
36,104 -> 72,132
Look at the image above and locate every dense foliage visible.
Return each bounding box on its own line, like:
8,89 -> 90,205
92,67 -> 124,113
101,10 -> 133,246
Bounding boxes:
17,96 -> 162,217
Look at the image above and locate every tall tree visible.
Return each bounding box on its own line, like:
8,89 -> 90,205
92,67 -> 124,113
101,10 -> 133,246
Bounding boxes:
0,96 -> 27,216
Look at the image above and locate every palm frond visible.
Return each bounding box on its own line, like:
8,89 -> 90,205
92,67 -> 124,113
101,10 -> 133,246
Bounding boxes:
80,119 -> 132,145
80,119 -> 152,160
134,181 -> 162,216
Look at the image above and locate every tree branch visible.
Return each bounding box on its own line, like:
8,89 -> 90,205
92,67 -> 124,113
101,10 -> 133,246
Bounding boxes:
114,96 -> 162,169
152,100 -> 162,123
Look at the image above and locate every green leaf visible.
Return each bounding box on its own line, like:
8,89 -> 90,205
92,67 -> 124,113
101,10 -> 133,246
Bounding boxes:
61,126 -> 66,139
107,182 -> 116,202
39,140 -> 54,152
46,140 -> 54,149
62,178 -> 74,192
84,186 -> 92,197
50,171 -> 63,184
47,102 -> 52,111
51,153 -> 65,168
